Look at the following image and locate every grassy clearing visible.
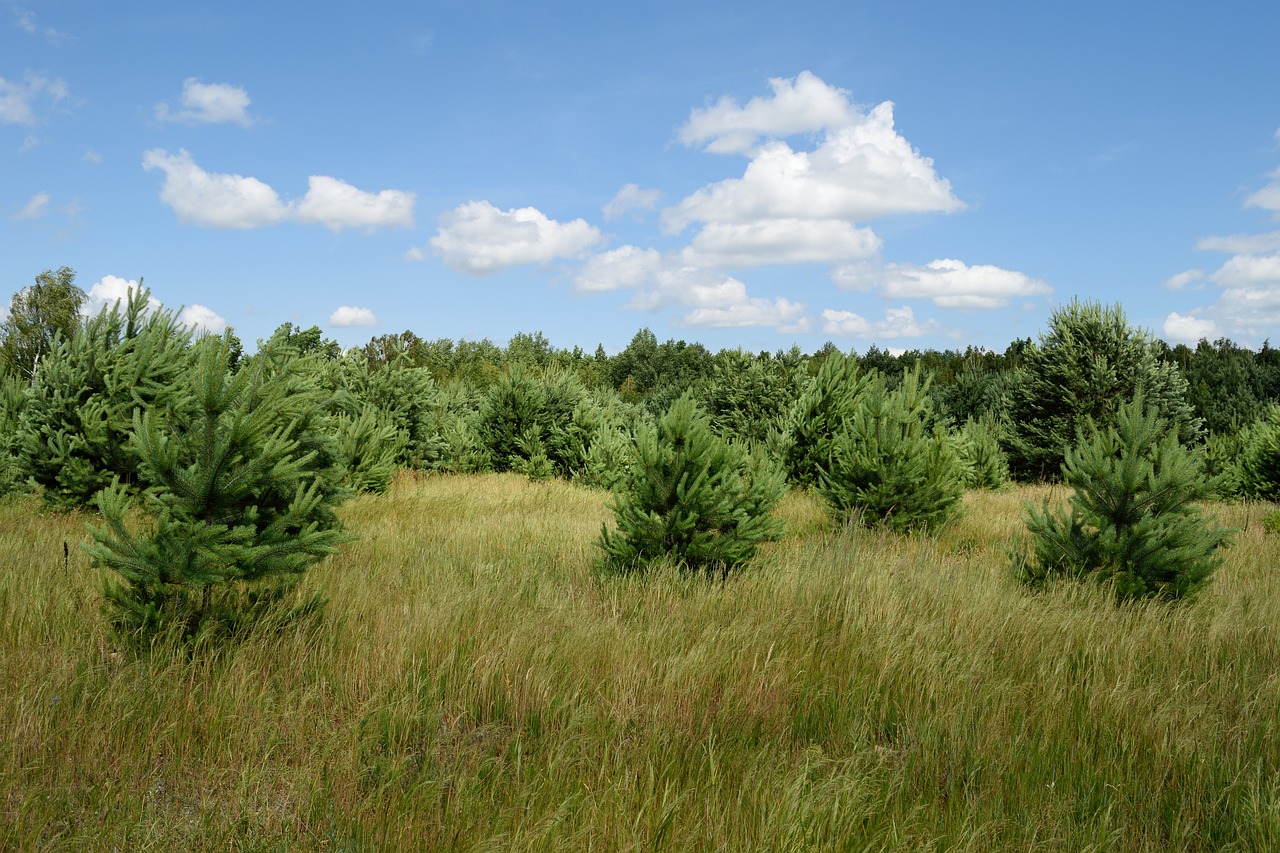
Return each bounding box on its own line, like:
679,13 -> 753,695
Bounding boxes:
2,473 -> 1279,850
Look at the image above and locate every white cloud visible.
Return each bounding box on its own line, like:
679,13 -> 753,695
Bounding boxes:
156,78 -> 253,126
678,70 -> 860,155
81,276 -> 161,317
14,191 -> 49,220
143,148 -> 289,229
329,305 -> 378,327
293,176 -> 415,232
1245,169 -> 1280,217
682,296 -> 808,331
821,305 -> 939,339
681,219 -> 880,268
665,75 -> 962,233
180,304 -> 227,334
142,148 -> 414,232
14,8 -> 36,33
603,183 -> 661,220
575,245 -> 663,292
1195,231 -> 1280,254
82,147 -> 101,163
1162,269 -> 1205,291
1162,312 -> 1218,343
1210,253 -> 1280,286
831,257 -> 1050,308
0,71 -> 69,125
404,246 -> 426,262
430,200 -> 602,273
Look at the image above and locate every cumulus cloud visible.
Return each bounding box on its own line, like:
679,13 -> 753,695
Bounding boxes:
142,148 -> 414,232
81,276 -> 161,317
665,74 -> 962,234
294,176 -> 415,232
1162,269 -> 1205,291
821,305 -> 939,339
681,219 -> 880,268
603,183 -> 661,220
329,305 -> 378,327
575,245 -> 664,292
14,191 -> 49,220
832,258 -> 1051,309
430,200 -> 602,273
180,304 -> 227,334
1162,312 -> 1218,344
0,71 -> 69,125
678,71 -> 861,155
156,78 -> 253,126
682,296 -> 808,331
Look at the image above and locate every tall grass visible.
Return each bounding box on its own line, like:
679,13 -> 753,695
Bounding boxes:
2,473 -> 1279,849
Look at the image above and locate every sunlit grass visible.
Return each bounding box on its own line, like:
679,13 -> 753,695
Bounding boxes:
2,475 -> 1278,849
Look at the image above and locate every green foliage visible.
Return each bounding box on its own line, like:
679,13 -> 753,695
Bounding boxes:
817,366 -> 966,533
699,349 -> 796,446
13,287 -> 192,509
598,395 -> 784,576
956,414 -> 1011,490
0,267 -> 86,382
477,365 -> 603,479
0,373 -> 25,495
1006,300 -> 1200,481
1237,405 -> 1280,501
1015,393 -> 1231,601
86,334 -> 350,642
779,350 -> 869,488
332,407 -> 403,494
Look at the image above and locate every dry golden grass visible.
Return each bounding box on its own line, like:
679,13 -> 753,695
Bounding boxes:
1,474 -> 1278,850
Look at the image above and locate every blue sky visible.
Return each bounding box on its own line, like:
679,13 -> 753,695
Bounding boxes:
3,0 -> 1279,355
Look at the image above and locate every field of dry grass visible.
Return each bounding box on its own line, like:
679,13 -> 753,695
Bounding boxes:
2,472 -> 1279,850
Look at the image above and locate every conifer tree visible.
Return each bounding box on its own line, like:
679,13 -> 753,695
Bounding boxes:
1016,393 -> 1231,600
13,287 -> 191,508
86,333 -> 350,641
817,366 -> 965,533
598,395 -> 784,576
779,351 -> 869,488
1237,404 -> 1280,500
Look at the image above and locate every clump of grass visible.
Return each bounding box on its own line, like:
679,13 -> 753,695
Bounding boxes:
1,473 -> 1279,849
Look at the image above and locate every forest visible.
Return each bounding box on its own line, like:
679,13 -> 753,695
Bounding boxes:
3,267 -> 1280,848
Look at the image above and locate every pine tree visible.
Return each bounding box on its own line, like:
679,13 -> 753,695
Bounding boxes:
1237,405 -> 1280,500
86,334 -> 351,642
817,366 -> 966,533
1015,393 -> 1231,601
598,395 -> 784,576
1006,300 -> 1199,481
13,287 -> 191,508
779,350 -> 869,488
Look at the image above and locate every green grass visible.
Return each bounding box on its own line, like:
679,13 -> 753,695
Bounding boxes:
2,473 -> 1279,850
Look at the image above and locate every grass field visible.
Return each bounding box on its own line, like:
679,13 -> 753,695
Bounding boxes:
2,472 -> 1279,850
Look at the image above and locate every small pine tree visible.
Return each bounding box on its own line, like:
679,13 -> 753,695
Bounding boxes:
598,395 -> 784,576
1015,393 -> 1232,601
1237,405 -> 1280,501
86,334 -> 350,642
780,351 -> 869,488
956,414 -> 1011,490
817,366 -> 965,533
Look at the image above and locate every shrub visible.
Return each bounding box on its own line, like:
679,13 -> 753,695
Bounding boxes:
1014,393 -> 1232,601
597,395 -> 784,576
86,334 -> 350,642
816,366 -> 965,533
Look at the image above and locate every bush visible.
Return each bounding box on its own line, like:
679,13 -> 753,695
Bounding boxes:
597,395 -> 784,576
1014,393 -> 1232,601
86,334 -> 350,642
816,366 -> 965,533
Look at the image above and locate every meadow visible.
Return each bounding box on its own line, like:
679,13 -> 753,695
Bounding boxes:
2,472 -> 1279,850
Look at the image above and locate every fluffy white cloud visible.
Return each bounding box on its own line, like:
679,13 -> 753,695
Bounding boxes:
1162,312 -> 1218,343
682,296 -> 808,331
143,148 -> 289,229
665,75 -> 962,234
680,218 -> 880,268
81,276 -> 161,317
329,305 -> 378,327
180,304 -> 227,334
821,305 -> 939,339
678,71 -> 860,155
430,200 -> 602,273
14,191 -> 49,220
602,183 -> 661,220
0,72 -> 68,125
575,245 -> 663,292
294,176 -> 415,232
156,78 -> 253,126
834,258 -> 1051,309
142,149 -> 414,232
